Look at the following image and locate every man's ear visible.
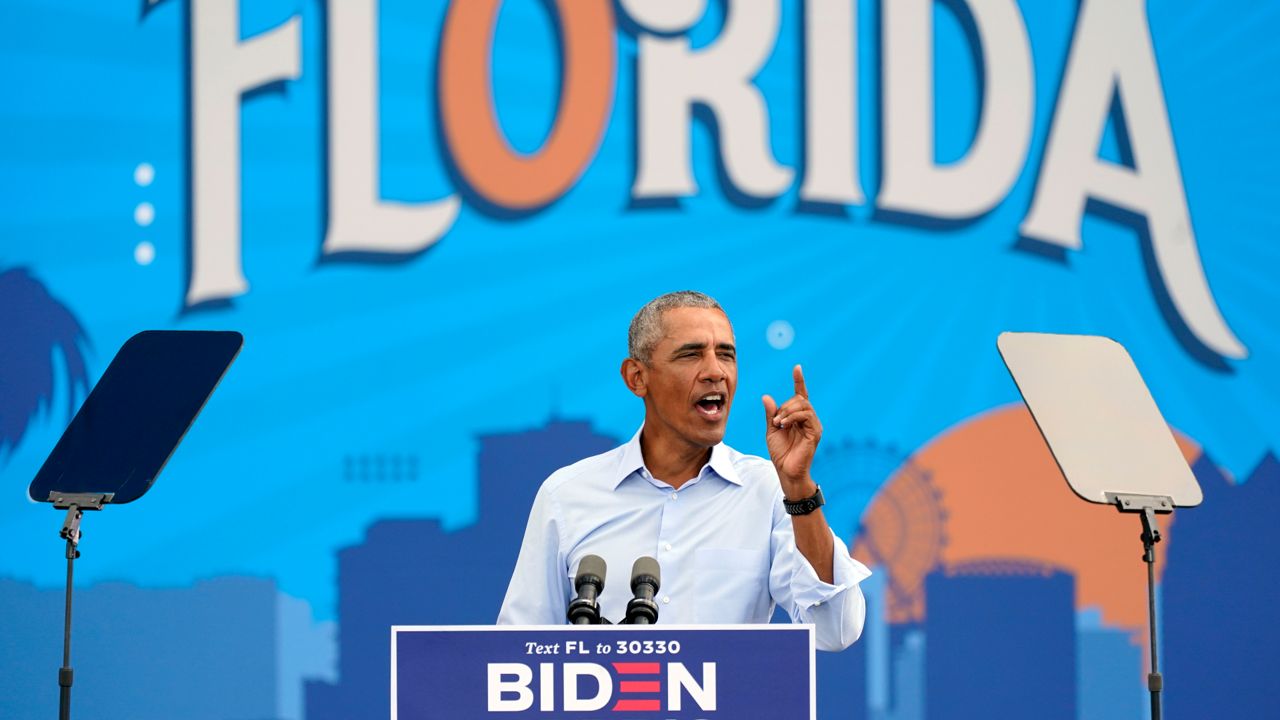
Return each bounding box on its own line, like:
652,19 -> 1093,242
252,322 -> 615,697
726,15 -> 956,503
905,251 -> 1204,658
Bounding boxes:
620,357 -> 647,398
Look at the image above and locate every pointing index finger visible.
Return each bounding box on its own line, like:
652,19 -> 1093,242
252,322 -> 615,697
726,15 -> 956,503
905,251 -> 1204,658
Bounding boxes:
793,364 -> 808,398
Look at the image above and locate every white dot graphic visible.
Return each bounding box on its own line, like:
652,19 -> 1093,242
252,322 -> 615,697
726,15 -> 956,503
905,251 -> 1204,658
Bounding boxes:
766,320 -> 795,350
134,202 -> 155,226
134,162 -> 155,187
135,241 -> 156,266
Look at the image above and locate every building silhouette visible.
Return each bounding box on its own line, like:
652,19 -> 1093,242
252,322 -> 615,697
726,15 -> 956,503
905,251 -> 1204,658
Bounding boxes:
1075,608 -> 1143,720
887,625 -> 925,720
923,560 -> 1076,720
816,618 -> 868,720
860,569 -> 890,720
0,575 -> 324,720
1162,452 -> 1280,716
305,419 -> 618,720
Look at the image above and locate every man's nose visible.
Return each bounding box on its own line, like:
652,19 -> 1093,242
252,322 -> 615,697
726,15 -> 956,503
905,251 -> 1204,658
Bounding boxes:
699,356 -> 727,382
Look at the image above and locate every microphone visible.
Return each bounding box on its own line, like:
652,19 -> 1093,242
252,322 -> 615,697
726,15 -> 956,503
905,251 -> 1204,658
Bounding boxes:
625,556 -> 661,625
566,554 -> 607,625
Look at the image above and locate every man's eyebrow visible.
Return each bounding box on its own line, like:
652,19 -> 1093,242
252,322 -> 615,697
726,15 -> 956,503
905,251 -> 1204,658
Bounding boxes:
669,341 -> 736,357
670,342 -> 707,356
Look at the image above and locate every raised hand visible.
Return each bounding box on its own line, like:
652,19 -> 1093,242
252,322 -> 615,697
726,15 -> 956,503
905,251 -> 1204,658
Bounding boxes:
762,365 -> 823,493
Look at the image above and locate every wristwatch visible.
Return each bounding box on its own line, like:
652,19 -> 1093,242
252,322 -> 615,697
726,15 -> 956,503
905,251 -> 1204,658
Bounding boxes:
783,486 -> 825,516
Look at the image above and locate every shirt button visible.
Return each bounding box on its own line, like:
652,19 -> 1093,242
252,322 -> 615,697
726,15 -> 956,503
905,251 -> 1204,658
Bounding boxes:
664,543 -> 672,551
662,596 -> 671,604
670,493 -> 678,500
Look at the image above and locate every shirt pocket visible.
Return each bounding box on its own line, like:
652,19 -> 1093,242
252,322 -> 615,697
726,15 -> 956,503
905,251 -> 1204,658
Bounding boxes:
691,547 -> 771,623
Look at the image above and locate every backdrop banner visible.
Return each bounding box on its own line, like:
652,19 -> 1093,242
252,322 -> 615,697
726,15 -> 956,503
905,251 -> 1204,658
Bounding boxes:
1,1 -> 1276,719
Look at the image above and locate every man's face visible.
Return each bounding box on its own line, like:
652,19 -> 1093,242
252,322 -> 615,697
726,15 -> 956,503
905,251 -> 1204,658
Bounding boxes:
636,306 -> 737,449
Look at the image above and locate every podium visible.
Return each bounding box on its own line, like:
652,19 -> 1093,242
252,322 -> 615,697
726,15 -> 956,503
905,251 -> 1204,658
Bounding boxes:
392,625 -> 815,719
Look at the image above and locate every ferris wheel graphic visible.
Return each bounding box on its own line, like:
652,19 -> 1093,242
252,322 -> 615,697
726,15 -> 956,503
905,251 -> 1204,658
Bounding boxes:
819,439 -> 946,625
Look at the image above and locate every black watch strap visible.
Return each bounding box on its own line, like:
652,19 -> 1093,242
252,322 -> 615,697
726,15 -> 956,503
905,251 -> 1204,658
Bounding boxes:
783,486 -> 825,516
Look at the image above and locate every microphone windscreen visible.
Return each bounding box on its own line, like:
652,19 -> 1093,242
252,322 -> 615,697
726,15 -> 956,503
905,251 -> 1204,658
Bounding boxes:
575,554 -> 607,591
630,556 -> 661,592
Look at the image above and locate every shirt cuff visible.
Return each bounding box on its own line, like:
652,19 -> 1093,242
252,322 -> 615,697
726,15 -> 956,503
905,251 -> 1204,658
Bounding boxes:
789,531 -> 873,610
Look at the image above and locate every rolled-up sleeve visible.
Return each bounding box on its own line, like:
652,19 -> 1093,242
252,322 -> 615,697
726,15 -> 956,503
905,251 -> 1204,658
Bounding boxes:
770,506 -> 873,651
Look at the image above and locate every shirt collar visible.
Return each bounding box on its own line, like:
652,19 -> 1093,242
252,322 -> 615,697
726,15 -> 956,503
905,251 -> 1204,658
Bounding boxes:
613,426 -> 744,489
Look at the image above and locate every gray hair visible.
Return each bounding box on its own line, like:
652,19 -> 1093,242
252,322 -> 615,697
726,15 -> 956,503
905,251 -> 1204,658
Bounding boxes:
628,291 -> 726,363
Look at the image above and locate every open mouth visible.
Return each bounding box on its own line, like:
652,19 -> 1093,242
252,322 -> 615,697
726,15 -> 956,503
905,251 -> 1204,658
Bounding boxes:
694,393 -> 726,420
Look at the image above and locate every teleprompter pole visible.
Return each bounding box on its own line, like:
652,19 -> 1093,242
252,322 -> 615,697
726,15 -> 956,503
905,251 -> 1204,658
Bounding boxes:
1140,506 -> 1163,720
58,506 -> 82,720
51,493 -> 110,720
1108,493 -> 1171,720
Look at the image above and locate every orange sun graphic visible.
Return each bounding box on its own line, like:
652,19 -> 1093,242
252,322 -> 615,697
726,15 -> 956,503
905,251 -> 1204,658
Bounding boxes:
852,404 -> 1201,634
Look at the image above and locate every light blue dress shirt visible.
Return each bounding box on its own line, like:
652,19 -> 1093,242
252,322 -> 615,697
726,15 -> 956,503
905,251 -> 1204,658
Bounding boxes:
497,428 -> 872,651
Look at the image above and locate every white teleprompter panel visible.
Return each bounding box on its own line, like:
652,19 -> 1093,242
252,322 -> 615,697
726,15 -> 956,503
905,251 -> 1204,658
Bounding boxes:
998,332 -> 1202,507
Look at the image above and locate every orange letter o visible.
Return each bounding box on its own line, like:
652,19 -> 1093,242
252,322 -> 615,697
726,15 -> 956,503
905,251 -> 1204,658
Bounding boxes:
440,0 -> 615,211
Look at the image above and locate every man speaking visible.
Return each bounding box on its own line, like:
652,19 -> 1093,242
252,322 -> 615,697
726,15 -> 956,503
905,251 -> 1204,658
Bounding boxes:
497,291 -> 871,651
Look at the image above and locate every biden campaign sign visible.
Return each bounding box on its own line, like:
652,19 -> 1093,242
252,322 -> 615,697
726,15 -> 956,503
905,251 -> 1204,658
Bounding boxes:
392,625 -> 814,719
